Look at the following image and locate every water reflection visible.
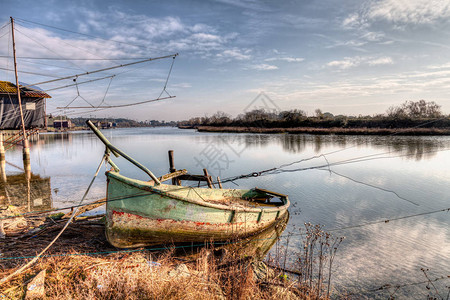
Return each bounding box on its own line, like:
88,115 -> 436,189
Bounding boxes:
25,130 -> 450,164
180,212 -> 289,260
203,133 -> 450,160
0,169 -> 52,212
39,132 -> 73,143
220,211 -> 288,259
5,128 -> 448,298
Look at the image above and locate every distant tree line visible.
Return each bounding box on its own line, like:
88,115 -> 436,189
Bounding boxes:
178,100 -> 450,129
385,100 -> 442,119
66,117 -> 177,128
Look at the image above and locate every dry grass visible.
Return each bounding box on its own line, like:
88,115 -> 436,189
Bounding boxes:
0,248 -> 319,300
0,214 -> 331,299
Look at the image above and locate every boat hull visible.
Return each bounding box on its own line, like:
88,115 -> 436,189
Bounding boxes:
105,171 -> 289,248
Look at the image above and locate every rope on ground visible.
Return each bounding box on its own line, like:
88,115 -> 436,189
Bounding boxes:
0,154 -> 107,286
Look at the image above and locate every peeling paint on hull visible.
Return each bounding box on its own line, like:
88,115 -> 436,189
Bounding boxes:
105,171 -> 290,248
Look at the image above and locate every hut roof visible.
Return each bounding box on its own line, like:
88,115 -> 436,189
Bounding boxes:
0,81 -> 51,98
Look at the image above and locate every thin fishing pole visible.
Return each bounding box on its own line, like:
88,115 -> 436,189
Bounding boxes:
0,56 -> 162,61
24,54 -> 178,88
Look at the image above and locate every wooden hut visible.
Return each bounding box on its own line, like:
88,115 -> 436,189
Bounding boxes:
0,81 -> 51,129
53,120 -> 73,130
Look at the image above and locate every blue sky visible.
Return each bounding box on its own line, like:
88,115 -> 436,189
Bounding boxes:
1,0 -> 450,121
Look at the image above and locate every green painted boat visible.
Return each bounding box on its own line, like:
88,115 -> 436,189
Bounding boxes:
87,120 -> 290,248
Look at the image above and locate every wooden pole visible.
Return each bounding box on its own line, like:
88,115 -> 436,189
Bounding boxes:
0,135 -> 10,204
168,150 -> 177,185
0,133 -> 4,165
44,98 -> 47,129
0,133 -> 6,184
217,176 -> 223,189
203,168 -> 213,188
10,17 -> 31,178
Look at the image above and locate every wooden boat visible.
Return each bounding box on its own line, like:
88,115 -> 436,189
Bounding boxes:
87,120 -> 290,248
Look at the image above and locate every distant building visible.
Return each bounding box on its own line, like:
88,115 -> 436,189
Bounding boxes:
53,120 -> 73,130
100,121 -> 113,129
0,81 -> 51,129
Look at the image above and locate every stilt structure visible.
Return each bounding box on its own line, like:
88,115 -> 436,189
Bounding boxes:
10,17 -> 31,179
0,134 -> 5,184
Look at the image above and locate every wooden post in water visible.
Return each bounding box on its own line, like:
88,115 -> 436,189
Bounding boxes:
217,176 -> 223,189
168,150 -> 175,185
168,150 -> 180,185
10,17 -> 31,179
203,168 -> 213,188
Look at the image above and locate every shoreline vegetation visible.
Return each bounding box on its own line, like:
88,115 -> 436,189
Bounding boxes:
0,206 -> 343,299
178,100 -> 450,136
47,100 -> 450,136
190,125 -> 450,135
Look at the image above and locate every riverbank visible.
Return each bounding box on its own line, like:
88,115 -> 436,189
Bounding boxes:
0,206 -> 326,299
194,126 -> 450,135
1,250 -> 304,299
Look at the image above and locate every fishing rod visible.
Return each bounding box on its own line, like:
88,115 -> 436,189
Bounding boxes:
21,54 -> 178,88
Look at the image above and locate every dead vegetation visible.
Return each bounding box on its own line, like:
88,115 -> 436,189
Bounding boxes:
1,246 -> 326,299
1,208 -> 341,299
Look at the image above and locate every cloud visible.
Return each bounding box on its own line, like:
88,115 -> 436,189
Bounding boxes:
5,26 -> 127,63
367,56 -> 393,65
171,82 -> 192,88
343,0 -> 450,29
427,62 -> 450,70
327,56 -> 393,69
342,13 -> 368,30
71,8 -> 242,56
281,14 -> 330,30
250,64 -> 450,116
327,57 -> 363,69
265,57 -> 304,63
214,0 -> 269,12
11,6 -> 247,65
250,64 -> 278,70
361,31 -> 385,42
217,48 -> 251,60
320,31 -> 389,51
367,0 -> 450,24
190,24 -> 215,33
190,33 -> 222,42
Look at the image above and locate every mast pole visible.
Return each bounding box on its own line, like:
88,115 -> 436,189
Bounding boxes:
10,16 -> 31,177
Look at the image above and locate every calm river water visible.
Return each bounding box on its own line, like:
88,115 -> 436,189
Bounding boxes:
4,127 -> 450,299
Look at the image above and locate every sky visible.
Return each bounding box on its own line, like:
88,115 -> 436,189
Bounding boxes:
1,0 -> 450,121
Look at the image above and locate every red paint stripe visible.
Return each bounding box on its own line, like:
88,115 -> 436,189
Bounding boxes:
111,210 -> 260,226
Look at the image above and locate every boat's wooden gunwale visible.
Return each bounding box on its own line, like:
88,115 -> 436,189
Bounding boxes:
106,171 -> 290,213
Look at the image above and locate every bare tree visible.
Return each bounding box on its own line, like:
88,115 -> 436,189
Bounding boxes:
315,108 -> 323,118
386,100 -> 442,119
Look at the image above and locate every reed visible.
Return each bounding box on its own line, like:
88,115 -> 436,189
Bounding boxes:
0,249 -> 315,299
267,223 -> 345,299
